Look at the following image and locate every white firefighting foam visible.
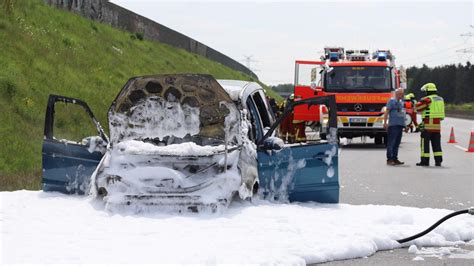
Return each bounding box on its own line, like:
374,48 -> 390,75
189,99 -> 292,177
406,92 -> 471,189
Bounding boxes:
1,191 -> 473,264
108,97 -> 201,143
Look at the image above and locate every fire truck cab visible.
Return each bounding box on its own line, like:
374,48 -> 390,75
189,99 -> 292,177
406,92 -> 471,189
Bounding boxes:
294,47 -> 404,145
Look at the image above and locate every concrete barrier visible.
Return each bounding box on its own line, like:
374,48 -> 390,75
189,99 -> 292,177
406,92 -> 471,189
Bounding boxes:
44,0 -> 258,79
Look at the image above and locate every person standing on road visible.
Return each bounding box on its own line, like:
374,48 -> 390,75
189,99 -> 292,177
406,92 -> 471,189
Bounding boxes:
383,88 -> 406,165
415,83 -> 445,167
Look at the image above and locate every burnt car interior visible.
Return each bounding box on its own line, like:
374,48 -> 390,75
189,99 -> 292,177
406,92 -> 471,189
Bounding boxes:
108,75 -> 238,147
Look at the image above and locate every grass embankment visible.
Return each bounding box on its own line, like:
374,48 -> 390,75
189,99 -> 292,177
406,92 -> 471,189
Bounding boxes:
446,102 -> 474,111
0,0 -> 280,190
445,102 -> 474,120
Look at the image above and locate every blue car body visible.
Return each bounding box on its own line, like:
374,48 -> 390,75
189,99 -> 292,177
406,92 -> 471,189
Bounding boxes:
257,143 -> 339,203
42,95 -> 108,194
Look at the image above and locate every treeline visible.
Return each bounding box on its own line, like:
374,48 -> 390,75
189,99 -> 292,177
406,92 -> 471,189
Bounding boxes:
269,83 -> 293,94
406,62 -> 474,103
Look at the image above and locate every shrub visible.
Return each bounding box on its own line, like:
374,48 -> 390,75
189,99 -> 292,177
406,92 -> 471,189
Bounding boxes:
1,79 -> 17,97
90,23 -> 98,32
135,32 -> 144,41
62,37 -> 74,47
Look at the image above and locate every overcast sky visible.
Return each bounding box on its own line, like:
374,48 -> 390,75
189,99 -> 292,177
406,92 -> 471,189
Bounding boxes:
112,0 -> 473,85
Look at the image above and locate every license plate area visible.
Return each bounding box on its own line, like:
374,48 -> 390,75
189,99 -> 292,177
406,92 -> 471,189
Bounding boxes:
349,117 -> 367,124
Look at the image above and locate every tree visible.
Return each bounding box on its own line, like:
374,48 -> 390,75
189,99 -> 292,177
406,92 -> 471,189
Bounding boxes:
406,62 -> 474,103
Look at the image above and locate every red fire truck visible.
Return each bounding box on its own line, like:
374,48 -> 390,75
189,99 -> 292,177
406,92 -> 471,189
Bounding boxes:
293,47 -> 405,145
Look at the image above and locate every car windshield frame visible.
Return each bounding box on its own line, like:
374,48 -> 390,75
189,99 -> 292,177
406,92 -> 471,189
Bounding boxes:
324,66 -> 393,92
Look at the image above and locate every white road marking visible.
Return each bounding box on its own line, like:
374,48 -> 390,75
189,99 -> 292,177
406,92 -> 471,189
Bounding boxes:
454,145 -> 468,151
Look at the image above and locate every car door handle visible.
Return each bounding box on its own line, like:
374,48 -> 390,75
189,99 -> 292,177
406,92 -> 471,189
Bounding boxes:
312,153 -> 329,159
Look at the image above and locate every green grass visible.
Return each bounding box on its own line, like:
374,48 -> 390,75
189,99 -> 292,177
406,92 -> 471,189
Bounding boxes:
446,102 -> 474,111
0,0 -> 280,190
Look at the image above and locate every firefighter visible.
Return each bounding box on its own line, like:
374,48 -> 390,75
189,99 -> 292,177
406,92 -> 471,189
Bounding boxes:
404,94 -> 415,132
279,94 -> 295,143
292,95 -> 306,143
415,83 -> 445,167
408,93 -> 419,132
404,93 -> 419,132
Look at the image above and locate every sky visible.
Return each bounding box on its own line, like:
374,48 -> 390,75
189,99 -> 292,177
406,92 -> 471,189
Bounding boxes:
111,0 -> 473,85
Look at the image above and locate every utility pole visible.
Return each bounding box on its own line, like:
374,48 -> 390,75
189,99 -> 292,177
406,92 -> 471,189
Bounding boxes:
242,55 -> 259,72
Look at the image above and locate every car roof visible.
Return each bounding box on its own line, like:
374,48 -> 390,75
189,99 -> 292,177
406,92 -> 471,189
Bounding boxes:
217,79 -> 263,102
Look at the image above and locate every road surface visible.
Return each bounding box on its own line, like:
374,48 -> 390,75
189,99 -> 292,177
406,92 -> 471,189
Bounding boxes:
323,117 -> 474,265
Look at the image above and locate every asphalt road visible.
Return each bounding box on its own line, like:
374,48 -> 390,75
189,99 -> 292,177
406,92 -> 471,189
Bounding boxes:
322,117 -> 474,265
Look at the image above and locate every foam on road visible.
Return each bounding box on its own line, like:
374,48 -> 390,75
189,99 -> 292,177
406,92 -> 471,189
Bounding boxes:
1,191 -> 473,264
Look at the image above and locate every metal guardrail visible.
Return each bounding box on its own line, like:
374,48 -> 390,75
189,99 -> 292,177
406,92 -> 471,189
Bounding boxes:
445,110 -> 474,120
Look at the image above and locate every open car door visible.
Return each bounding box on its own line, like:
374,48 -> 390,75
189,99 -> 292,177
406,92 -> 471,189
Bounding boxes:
255,96 -> 339,203
42,95 -> 108,194
293,60 -> 326,122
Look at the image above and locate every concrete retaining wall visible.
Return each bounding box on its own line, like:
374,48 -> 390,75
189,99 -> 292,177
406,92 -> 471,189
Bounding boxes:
44,0 -> 257,79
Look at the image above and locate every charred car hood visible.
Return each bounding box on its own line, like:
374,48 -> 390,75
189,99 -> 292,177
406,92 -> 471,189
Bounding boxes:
108,74 -> 240,146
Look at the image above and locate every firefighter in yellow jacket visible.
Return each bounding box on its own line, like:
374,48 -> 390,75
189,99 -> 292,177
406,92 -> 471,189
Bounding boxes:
415,83 -> 445,167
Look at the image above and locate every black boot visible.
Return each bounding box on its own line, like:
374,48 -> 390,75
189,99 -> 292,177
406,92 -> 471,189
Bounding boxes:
417,158 -> 429,166
416,162 -> 429,166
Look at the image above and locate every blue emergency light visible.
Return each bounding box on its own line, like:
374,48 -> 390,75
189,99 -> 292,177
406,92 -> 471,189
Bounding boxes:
377,52 -> 387,61
329,52 -> 339,62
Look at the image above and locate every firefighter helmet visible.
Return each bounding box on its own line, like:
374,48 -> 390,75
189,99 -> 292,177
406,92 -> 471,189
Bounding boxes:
421,83 -> 437,92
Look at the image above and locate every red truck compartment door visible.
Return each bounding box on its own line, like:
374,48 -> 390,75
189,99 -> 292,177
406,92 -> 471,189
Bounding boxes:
293,60 -> 325,121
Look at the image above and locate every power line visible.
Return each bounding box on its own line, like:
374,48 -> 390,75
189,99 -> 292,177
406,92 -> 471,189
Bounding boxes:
403,26 -> 473,64
456,47 -> 474,53
418,53 -> 461,65
402,43 -> 466,63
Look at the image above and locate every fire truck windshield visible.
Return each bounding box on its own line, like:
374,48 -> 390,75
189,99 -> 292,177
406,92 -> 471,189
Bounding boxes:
325,66 -> 392,92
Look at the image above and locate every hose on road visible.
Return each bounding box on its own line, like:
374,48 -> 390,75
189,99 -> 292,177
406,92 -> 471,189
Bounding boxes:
396,207 -> 474,244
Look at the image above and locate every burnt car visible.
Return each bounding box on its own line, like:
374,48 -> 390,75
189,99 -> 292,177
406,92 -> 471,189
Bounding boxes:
42,74 -> 339,212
